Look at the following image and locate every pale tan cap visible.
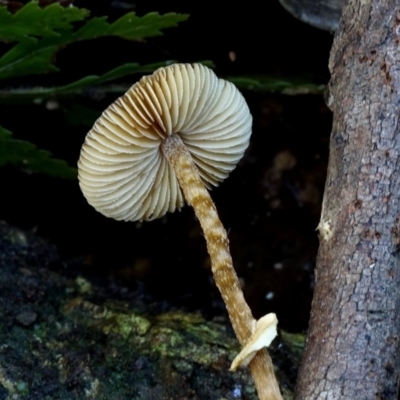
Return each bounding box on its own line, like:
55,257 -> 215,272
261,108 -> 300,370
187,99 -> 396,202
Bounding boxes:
78,63 -> 252,221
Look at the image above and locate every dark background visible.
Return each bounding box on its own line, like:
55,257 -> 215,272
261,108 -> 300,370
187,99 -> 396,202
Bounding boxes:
0,0 -> 334,332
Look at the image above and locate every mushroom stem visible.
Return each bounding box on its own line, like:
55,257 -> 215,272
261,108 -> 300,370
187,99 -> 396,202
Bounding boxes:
162,133 -> 282,400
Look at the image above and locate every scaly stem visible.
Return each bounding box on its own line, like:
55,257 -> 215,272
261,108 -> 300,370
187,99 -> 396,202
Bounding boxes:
162,134 -> 282,400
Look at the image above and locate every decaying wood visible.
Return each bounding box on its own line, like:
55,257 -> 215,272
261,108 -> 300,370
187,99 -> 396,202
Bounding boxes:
0,221 -> 300,400
296,1 -> 400,398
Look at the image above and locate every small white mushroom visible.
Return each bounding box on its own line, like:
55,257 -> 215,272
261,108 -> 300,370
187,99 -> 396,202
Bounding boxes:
78,63 -> 250,221
78,64 -> 282,400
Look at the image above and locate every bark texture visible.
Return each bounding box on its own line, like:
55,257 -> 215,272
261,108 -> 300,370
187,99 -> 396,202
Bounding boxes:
295,1 -> 400,399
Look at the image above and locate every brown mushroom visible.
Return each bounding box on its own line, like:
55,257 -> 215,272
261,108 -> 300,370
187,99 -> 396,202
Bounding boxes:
78,63 -> 282,400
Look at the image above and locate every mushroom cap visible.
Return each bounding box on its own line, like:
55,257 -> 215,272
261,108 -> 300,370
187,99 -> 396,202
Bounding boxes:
78,63 -> 252,222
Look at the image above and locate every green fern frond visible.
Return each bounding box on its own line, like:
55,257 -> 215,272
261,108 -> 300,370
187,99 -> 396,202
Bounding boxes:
0,2 -> 188,80
0,125 -> 77,179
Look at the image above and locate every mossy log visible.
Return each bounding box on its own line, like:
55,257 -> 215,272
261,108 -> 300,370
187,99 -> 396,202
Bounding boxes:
0,221 -> 302,400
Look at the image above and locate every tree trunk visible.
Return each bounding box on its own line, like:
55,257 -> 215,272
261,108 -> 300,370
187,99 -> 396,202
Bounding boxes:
295,1 -> 400,398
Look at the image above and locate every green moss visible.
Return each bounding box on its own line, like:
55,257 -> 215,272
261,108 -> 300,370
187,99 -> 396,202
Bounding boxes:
74,276 -> 93,295
280,331 -> 305,358
101,310 -> 152,339
0,221 -> 300,399
15,380 -> 29,395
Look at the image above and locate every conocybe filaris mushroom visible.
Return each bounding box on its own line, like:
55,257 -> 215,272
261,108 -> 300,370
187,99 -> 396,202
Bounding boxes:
78,63 -> 282,400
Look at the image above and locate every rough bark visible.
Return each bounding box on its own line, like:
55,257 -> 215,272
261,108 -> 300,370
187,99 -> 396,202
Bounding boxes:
295,1 -> 400,398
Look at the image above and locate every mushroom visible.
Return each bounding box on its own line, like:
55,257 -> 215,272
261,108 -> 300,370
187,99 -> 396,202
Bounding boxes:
78,63 -> 282,400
